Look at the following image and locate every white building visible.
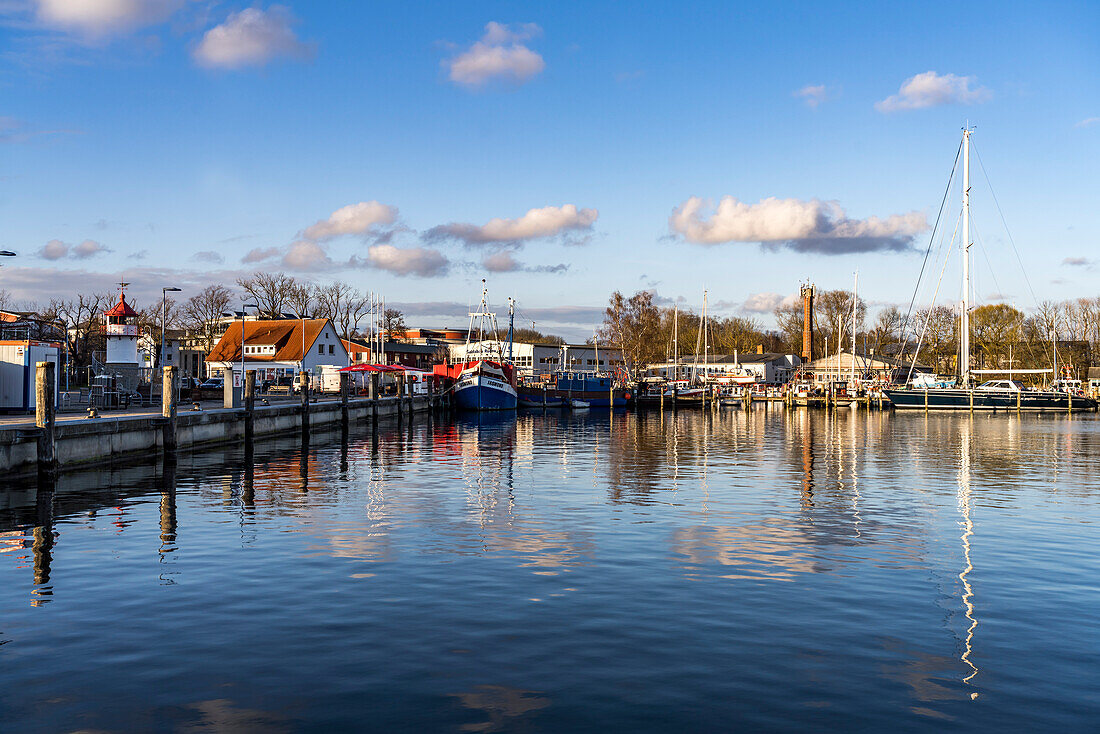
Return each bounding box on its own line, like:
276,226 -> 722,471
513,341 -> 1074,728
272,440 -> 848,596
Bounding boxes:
647,352 -> 802,384
205,318 -> 349,381
448,340 -> 625,378
104,291 -> 140,366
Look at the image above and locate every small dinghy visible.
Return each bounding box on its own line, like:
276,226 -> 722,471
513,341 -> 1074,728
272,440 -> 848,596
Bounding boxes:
570,399 -> 590,409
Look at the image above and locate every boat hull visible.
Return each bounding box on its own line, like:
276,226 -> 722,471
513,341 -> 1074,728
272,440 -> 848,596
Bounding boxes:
454,373 -> 518,411
884,388 -> 1097,412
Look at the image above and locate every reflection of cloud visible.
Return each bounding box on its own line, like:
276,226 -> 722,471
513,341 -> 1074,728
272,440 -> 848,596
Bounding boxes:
672,523 -> 821,581
180,698 -> 293,732
449,685 -> 550,732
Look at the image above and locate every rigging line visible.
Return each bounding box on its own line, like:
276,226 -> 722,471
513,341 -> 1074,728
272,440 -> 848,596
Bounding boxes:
971,141 -> 1040,310
901,140 -> 962,339
907,209 -> 961,381
970,221 -> 1003,304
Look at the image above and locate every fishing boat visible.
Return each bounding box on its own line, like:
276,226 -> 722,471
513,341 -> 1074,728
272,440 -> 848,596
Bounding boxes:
883,128 -> 1098,413
446,282 -> 518,411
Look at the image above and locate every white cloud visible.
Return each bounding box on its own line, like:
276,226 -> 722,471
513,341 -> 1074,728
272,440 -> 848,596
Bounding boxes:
1062,256 -> 1093,268
282,240 -> 332,271
73,238 -> 110,258
483,251 -> 521,272
193,5 -> 311,69
741,292 -> 800,313
360,244 -> 448,278
446,21 -> 545,87
875,71 -> 991,113
192,250 -> 224,264
39,237 -> 109,259
241,246 -> 282,264
1075,117 -> 1100,129
795,84 -> 827,108
426,204 -> 598,246
302,201 -> 398,241
35,0 -> 182,37
669,196 -> 927,254
39,238 -> 69,260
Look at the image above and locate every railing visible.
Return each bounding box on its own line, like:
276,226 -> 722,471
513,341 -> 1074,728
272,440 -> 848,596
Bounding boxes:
106,323 -> 139,336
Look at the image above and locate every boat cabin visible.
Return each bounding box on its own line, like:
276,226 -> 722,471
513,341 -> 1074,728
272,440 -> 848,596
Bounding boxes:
976,380 -> 1025,392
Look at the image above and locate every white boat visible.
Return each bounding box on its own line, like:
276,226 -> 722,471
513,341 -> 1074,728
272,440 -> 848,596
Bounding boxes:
569,399 -> 590,409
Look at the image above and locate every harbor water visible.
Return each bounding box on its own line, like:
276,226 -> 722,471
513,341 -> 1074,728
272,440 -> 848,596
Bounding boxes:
2,408 -> 1099,730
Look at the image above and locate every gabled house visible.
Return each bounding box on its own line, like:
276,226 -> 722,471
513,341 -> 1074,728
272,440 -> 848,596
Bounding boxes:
206,318 -> 349,380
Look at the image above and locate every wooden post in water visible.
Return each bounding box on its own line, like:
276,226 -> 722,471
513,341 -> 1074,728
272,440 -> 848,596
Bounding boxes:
35,361 -> 56,480
1017,389 -> 1021,413
969,389 -> 974,412
162,365 -> 178,457
299,370 -> 310,439
370,372 -> 379,422
340,371 -> 349,429
243,369 -> 255,447
672,385 -> 678,412
924,389 -> 929,411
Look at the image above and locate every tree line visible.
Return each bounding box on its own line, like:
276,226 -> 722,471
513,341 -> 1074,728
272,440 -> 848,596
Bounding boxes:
600,288 -> 1100,379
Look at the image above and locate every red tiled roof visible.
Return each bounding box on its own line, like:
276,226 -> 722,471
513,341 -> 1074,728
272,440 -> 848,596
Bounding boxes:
105,292 -> 139,318
206,319 -> 331,363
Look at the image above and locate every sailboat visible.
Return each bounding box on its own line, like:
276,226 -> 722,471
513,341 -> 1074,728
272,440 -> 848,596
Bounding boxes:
884,129 -> 1097,412
447,282 -> 518,411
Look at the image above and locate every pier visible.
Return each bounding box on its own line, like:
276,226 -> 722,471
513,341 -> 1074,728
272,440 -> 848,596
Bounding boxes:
0,365 -> 444,477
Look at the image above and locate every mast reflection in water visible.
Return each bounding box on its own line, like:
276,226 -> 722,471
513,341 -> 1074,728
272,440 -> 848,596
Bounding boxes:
0,409 -> 1098,731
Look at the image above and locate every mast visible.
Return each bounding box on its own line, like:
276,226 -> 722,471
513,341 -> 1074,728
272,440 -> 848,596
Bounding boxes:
507,297 -> 514,363
673,303 -> 679,381
702,289 -> 709,373
961,127 -> 972,387
851,271 -> 858,384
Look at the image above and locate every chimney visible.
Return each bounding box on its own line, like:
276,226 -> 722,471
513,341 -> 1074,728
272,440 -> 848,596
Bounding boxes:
757,344 -> 763,354
800,283 -> 814,361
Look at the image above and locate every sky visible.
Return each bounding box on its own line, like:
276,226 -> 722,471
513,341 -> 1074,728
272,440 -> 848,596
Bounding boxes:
1,0 -> 1098,341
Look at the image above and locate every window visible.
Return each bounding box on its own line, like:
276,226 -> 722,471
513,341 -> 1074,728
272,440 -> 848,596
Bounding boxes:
329,344 -> 334,355
318,344 -> 324,354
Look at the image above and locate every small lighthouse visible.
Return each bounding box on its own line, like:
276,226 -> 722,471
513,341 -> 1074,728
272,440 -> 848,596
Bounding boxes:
105,284 -> 140,366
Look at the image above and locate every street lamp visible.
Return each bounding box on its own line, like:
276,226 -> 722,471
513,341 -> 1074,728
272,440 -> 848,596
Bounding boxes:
161,286 -> 182,369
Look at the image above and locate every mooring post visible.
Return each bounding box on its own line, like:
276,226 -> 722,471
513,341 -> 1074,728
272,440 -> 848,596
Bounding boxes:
243,369 -> 255,446
36,361 -> 57,480
672,385 -> 679,411
340,371 -> 349,429
370,372 -> 379,422
300,370 -> 310,439
162,365 -> 178,457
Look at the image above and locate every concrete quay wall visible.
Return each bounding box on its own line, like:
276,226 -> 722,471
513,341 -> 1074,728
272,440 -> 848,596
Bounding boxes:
0,396 -> 431,477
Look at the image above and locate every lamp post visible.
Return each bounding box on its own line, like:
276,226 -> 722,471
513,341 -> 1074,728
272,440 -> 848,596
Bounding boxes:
161,286 -> 181,369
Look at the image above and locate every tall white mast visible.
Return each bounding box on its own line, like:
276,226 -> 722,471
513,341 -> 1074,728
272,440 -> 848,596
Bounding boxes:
961,127 -> 972,387
673,302 -> 678,381
851,270 -> 858,384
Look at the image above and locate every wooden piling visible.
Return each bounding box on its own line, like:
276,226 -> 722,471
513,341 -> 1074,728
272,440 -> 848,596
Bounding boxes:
243,369 -> 255,446
340,371 -> 349,428
35,361 -> 56,480
300,370 -> 310,439
162,365 -> 178,457
370,372 -> 379,422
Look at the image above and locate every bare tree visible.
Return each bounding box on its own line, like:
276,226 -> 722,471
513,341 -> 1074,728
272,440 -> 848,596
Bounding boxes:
287,282 -> 317,319
315,281 -> 369,341
382,308 -> 408,341
54,292 -> 110,376
183,284 -> 234,353
597,290 -> 662,376
237,272 -> 297,318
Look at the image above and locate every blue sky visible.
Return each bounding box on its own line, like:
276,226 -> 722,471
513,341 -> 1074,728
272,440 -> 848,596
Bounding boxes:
1,1 -> 1098,339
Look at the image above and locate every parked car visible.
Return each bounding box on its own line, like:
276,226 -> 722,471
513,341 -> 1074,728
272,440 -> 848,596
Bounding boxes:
199,378 -> 224,389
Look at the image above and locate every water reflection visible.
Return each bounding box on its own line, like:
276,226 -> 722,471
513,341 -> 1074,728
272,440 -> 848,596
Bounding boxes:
0,409 -> 1098,730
